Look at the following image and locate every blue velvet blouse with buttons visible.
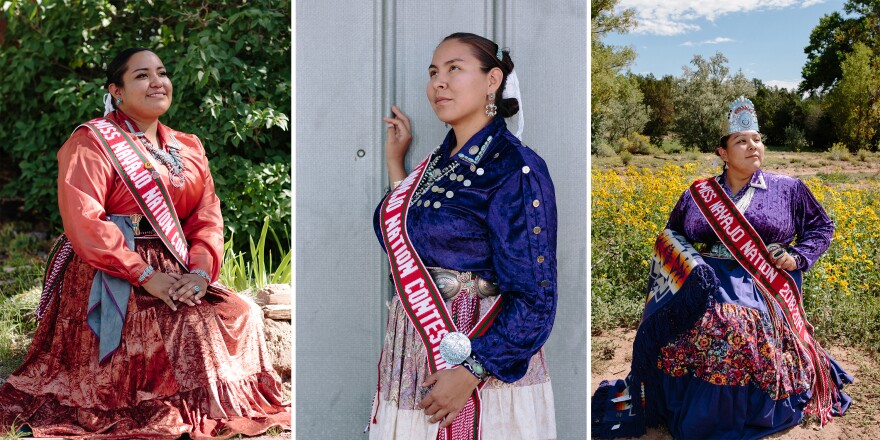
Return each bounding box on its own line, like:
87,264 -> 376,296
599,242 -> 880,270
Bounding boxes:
373,116 -> 557,383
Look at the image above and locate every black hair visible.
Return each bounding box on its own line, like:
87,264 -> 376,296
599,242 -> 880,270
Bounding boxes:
717,134 -> 732,154
441,32 -> 519,118
105,47 -> 153,109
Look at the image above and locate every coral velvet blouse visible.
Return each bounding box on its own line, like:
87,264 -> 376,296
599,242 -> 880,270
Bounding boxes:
373,117 -> 558,383
56,111 -> 224,286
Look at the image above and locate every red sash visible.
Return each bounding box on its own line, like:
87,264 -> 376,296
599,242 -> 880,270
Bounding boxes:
689,177 -> 838,425
79,118 -> 189,267
378,153 -> 503,440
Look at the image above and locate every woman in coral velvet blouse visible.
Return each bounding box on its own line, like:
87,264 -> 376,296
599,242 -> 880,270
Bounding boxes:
0,48 -> 290,439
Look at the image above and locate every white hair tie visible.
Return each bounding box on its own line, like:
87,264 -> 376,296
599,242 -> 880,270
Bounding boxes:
502,70 -> 523,139
103,93 -> 115,116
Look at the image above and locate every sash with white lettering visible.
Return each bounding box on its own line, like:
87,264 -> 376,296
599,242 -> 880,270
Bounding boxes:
379,153 -> 503,440
689,177 -> 838,425
79,118 -> 189,267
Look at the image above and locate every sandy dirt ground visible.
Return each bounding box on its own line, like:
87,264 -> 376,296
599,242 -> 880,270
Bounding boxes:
591,329 -> 880,439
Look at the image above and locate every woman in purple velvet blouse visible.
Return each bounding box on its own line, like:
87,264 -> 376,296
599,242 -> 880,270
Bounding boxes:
367,33 -> 557,439
650,98 -> 853,439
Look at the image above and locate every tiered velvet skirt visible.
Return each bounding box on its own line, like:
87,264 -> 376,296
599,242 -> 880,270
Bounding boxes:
369,294 -> 557,440
0,238 -> 291,439
651,256 -> 852,439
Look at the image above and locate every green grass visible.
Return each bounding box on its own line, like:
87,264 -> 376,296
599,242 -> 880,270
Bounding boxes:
219,218 -> 292,293
816,171 -> 854,183
0,288 -> 40,379
265,426 -> 286,436
0,415 -> 30,438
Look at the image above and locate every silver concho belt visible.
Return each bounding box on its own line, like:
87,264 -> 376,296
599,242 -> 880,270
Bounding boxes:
700,242 -> 734,259
427,267 -> 499,300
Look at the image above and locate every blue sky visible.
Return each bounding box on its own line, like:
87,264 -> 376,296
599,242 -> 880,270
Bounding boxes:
604,0 -> 847,90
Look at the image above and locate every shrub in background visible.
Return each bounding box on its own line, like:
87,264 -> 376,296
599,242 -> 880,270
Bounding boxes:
784,124 -> 809,152
594,142 -> 616,158
828,142 -> 851,161
614,132 -> 654,155
660,137 -> 685,154
625,132 -> 654,155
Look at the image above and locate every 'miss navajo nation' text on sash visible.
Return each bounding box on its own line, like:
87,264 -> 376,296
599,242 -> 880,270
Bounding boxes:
689,177 -> 839,425
378,152 -> 503,440
79,118 -> 189,267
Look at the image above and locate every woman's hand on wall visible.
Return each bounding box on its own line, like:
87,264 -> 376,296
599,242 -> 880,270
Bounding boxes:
383,105 -> 412,183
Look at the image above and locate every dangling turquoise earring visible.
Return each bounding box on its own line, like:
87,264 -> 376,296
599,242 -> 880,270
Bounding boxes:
116,97 -> 122,105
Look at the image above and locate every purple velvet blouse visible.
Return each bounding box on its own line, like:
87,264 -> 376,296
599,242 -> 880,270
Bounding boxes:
666,170 -> 834,270
373,117 -> 558,383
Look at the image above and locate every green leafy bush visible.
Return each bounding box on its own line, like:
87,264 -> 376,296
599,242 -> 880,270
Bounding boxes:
615,132 -> 655,155
0,1 -> 291,255
784,124 -> 809,152
594,142 -> 616,158
828,142 -> 850,161
212,156 -> 290,248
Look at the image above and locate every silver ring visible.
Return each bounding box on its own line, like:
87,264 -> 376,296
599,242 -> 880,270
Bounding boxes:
194,285 -> 201,293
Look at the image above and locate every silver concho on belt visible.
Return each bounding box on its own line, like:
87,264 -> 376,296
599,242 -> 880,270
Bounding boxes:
439,331 -> 471,365
428,267 -> 499,300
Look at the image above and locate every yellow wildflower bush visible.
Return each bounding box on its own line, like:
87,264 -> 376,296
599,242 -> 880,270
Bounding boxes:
591,163 -> 711,331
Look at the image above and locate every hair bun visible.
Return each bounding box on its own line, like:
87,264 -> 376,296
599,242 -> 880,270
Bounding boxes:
498,97 -> 519,118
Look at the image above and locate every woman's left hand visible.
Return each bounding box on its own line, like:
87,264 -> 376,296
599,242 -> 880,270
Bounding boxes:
419,366 -> 480,427
770,249 -> 798,271
167,272 -> 209,306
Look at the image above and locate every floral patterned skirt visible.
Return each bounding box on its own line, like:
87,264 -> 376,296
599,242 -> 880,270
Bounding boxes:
653,256 -> 852,439
369,295 -> 556,440
0,238 -> 291,439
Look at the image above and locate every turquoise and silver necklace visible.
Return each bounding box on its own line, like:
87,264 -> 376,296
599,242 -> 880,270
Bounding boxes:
124,120 -> 186,188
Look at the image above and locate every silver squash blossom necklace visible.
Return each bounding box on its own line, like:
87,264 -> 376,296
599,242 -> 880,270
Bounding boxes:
124,120 -> 186,188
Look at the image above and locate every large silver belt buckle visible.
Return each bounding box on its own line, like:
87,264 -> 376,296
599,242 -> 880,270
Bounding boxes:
474,277 -> 499,298
429,268 -> 500,300
439,331 -> 470,365
431,269 -> 461,300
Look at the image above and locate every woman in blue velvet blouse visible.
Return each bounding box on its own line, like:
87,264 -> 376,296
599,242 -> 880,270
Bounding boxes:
366,33 -> 558,440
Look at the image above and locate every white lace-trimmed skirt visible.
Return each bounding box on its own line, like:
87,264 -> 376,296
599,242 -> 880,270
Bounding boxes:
369,295 -> 557,440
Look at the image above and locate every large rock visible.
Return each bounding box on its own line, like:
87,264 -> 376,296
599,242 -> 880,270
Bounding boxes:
262,317 -> 291,381
256,284 -> 292,320
255,284 -> 292,307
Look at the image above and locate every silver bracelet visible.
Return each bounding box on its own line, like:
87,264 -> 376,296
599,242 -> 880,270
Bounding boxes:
191,269 -> 211,282
790,252 -> 804,270
461,354 -> 490,382
138,265 -> 154,284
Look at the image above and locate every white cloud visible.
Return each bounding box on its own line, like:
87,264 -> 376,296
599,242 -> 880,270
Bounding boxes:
764,79 -> 801,90
620,0 -> 825,35
680,37 -> 735,46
